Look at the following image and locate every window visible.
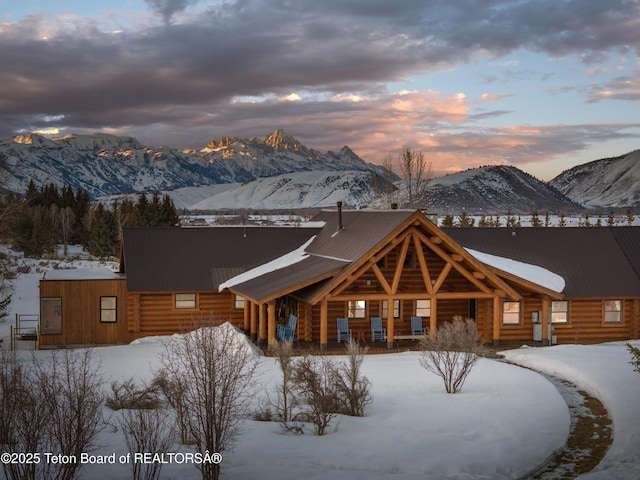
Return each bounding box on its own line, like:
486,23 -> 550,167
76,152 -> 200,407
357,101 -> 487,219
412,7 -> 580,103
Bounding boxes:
604,300 -> 622,324
100,296 -> 117,323
347,300 -> 366,318
381,300 -> 400,319
416,299 -> 431,317
40,297 -> 62,334
551,301 -> 569,324
234,295 -> 245,310
503,301 -> 520,325
404,251 -> 415,268
175,293 -> 197,309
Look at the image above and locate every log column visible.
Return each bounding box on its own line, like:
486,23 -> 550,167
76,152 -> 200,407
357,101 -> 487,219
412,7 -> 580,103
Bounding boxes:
541,296 -> 550,345
320,299 -> 328,351
430,298 -> 437,340
250,302 -> 258,342
386,297 -> 395,349
267,301 -> 277,350
259,303 -> 267,345
243,299 -> 250,334
492,295 -> 501,346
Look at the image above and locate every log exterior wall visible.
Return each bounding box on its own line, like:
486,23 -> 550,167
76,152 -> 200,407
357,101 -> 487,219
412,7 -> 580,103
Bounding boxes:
39,278 -> 131,347
127,291 -> 245,339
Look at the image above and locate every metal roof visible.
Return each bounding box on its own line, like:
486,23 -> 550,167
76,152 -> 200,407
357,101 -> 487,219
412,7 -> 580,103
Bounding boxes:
122,226 -> 320,292
444,227 -> 640,297
228,256 -> 348,303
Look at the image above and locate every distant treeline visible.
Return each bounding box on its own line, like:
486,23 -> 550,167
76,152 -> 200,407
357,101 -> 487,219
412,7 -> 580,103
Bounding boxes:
440,209 -> 635,228
0,181 -> 179,258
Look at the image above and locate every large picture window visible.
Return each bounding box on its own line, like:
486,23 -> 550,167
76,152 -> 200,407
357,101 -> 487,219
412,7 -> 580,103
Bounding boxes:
175,293 -> 197,309
347,300 -> 366,318
100,296 -> 117,323
40,297 -> 62,334
503,301 -> 520,325
604,300 -> 622,324
551,301 -> 569,324
234,295 -> 245,310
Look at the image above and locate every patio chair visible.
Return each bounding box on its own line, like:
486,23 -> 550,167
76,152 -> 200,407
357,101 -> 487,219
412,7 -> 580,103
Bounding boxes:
277,314 -> 298,341
337,317 -> 352,343
411,316 -> 427,336
371,316 -> 386,342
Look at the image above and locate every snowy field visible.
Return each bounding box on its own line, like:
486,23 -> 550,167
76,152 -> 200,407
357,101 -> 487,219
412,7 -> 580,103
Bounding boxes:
2,247 -> 640,479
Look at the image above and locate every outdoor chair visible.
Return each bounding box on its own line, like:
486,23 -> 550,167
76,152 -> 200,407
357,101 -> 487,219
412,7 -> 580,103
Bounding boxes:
411,316 -> 427,336
371,316 -> 387,342
277,313 -> 298,341
337,317 -> 352,343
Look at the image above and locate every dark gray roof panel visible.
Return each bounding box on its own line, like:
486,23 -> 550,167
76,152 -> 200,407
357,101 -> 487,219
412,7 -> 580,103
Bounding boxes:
123,226 -> 319,292
445,227 -> 640,297
307,209 -> 415,261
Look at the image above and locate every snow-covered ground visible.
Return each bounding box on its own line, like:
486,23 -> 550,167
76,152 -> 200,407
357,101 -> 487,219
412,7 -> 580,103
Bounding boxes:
2,247 -> 640,479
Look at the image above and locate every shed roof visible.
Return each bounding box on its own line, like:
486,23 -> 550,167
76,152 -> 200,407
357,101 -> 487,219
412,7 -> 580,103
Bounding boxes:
122,226 -> 320,292
445,227 -> 640,297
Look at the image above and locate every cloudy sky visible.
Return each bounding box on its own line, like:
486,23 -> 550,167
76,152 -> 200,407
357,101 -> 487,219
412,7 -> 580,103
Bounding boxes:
1,0 -> 639,179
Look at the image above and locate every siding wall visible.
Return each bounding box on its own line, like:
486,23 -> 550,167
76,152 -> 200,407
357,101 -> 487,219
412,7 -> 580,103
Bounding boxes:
39,278 -> 131,347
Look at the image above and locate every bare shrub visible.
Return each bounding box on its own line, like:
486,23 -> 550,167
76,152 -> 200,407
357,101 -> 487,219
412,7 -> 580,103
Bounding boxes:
158,319 -> 259,480
334,341 -> 372,416
291,355 -> 340,436
419,316 -> 486,394
34,349 -> 105,480
106,377 -> 163,410
119,407 -> 175,480
0,351 -> 49,480
627,342 -> 640,374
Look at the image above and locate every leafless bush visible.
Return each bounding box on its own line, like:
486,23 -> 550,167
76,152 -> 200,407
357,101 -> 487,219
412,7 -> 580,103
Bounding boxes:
627,343 -> 640,374
34,349 -> 105,480
106,377 -> 164,410
158,319 -> 259,480
0,351 -> 49,480
419,316 -> 486,394
291,355 -> 341,436
334,341 -> 372,417
119,407 -> 175,480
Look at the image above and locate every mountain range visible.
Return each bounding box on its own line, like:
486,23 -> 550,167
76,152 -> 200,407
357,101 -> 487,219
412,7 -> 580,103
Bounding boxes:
0,129 -> 638,213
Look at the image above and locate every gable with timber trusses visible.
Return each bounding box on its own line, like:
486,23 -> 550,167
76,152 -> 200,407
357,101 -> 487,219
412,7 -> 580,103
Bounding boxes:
324,215 -> 521,301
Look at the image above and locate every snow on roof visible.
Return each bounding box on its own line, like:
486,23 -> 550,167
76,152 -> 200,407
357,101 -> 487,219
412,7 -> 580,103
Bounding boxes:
466,248 -> 566,293
218,236 -> 315,292
44,267 -> 122,281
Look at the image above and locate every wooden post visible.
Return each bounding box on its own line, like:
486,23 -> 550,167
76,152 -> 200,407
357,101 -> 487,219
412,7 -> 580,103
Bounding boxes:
243,299 -> 250,333
320,299 -> 328,351
492,295 -> 501,346
259,303 -> 267,345
430,298 -> 437,340
541,296 -> 550,345
387,297 -> 395,349
268,301 -> 276,350
250,302 -> 258,341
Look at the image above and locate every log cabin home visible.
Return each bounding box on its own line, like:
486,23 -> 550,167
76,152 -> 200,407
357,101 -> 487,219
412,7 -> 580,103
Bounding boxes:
39,207 -> 640,349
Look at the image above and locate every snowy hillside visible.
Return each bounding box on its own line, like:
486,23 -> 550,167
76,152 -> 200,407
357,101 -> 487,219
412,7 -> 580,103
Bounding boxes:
550,149 -> 640,208
426,165 -> 582,214
189,170 -> 376,210
0,129 -> 380,197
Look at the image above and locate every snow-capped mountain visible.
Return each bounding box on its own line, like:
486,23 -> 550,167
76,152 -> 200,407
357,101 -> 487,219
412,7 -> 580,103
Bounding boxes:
549,149 -> 640,209
0,129 -> 379,197
425,165 -> 583,214
188,170 -> 376,210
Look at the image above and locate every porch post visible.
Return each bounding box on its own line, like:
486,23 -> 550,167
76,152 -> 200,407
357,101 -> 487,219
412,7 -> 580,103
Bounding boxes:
492,295 -> 501,346
243,299 -> 250,334
320,299 -> 328,351
430,298 -> 437,340
258,303 -> 267,345
386,297 -> 395,349
541,296 -> 550,345
250,302 -> 258,341
267,301 -> 277,350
